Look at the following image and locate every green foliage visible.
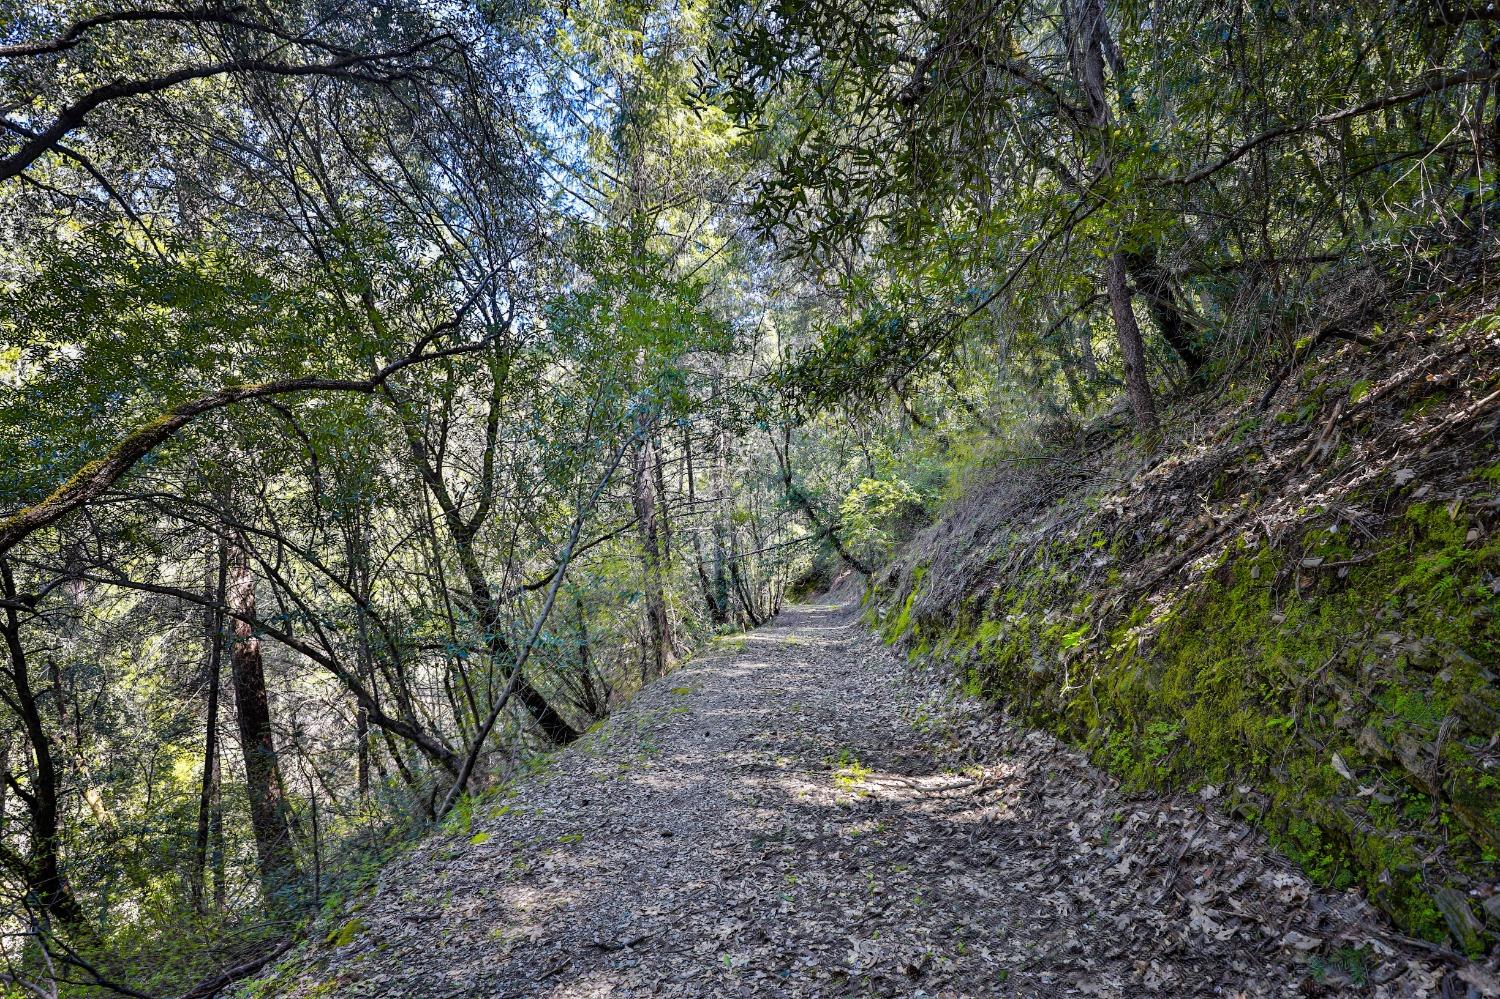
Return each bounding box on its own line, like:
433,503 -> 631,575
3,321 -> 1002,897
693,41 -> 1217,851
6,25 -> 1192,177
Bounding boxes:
3,0 -> 1496,984
0,228 -> 378,509
324,918 -> 367,948
714,0 -> 1499,420
838,476 -> 925,563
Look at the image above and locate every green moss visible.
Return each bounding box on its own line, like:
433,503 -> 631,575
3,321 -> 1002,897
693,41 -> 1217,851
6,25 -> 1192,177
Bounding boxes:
325,917 -> 366,948
881,564 -> 927,643
882,501 -> 1500,946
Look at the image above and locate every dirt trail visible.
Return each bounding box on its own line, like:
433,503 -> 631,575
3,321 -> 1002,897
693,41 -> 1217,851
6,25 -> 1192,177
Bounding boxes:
259,598 -> 1486,998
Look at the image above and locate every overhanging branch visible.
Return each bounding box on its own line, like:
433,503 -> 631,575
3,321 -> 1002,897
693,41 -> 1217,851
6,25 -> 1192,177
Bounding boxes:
0,332 -> 494,556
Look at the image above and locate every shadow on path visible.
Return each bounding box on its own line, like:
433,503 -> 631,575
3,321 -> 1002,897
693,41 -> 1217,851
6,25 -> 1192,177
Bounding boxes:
261,598 -> 1463,998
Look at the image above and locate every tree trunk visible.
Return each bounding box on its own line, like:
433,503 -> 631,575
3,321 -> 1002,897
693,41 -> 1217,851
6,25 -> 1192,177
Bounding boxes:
631,410 -> 674,683
1107,252 -> 1159,436
0,560 -> 87,932
570,590 -> 608,719
192,542 -> 228,911
682,425 -> 728,625
226,539 -> 299,900
457,546 -> 580,745
0,735 -> 8,841
395,399 -> 579,745
652,431 -> 674,563
711,414 -> 732,625
356,709 -> 370,796
1072,0 -> 1203,382
1075,0 -> 1160,435
730,558 -> 764,627
351,505 -> 373,798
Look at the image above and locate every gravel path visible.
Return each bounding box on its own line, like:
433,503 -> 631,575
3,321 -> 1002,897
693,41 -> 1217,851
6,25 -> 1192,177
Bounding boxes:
258,597 -> 1488,998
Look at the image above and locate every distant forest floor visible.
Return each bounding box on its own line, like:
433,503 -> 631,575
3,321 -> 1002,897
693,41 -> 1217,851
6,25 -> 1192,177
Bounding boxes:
245,598 -> 1492,998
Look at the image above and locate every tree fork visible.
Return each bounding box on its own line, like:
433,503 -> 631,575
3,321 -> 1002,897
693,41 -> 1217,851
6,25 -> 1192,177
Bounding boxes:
1123,249 -> 1205,378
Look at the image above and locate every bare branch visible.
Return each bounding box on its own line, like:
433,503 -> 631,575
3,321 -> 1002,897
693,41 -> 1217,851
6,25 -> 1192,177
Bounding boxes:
0,7 -> 249,58
0,329 -> 495,556
0,39 -> 449,182
1163,67 -> 1500,186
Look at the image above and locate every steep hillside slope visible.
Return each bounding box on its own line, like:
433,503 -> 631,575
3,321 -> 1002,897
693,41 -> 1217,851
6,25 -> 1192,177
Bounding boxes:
873,285 -> 1500,951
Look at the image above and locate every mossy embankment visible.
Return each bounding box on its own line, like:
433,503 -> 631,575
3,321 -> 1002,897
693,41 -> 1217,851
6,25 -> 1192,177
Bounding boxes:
872,291 -> 1500,951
